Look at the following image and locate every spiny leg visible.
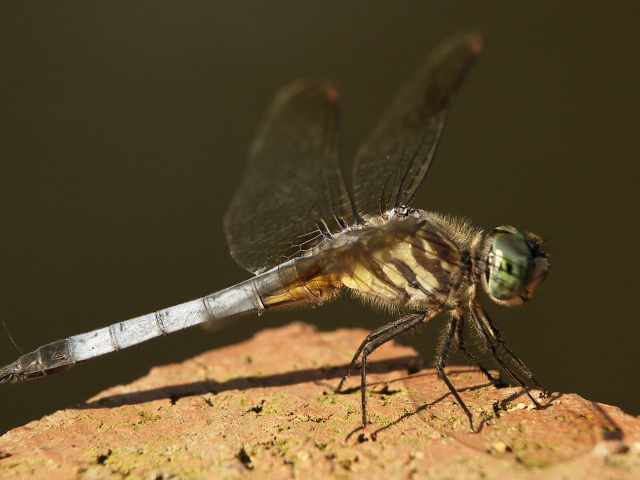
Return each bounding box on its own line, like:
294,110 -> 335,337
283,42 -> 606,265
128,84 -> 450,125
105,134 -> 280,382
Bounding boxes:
436,312 -> 476,431
354,312 -> 429,427
336,313 -> 427,392
452,310 -> 500,387
473,302 -> 546,394
469,307 -> 542,407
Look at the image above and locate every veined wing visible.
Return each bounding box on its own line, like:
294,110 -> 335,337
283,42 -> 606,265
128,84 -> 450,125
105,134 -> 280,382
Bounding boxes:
224,81 -> 356,275
352,33 -> 483,218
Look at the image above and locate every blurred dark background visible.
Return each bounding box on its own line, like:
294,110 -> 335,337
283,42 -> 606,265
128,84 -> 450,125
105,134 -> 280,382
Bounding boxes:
0,3 -> 638,435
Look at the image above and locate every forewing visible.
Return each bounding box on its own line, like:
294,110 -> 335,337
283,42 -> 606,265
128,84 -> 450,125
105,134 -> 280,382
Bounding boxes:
224,81 -> 356,274
352,33 -> 483,217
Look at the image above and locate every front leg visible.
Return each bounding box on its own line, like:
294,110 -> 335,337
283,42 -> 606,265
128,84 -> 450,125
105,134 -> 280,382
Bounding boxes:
468,294 -> 546,407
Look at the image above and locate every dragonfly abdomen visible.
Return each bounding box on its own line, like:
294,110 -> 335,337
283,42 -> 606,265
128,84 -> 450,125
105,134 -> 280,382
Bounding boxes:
251,259 -> 342,309
0,264 -> 340,383
0,298 -> 215,383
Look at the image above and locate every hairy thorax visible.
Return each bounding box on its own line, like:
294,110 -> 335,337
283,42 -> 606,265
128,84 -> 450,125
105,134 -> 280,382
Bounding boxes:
258,209 -> 481,312
334,209 -> 477,310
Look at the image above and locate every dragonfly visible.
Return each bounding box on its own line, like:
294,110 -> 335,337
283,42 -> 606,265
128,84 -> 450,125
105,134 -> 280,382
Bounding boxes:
0,33 -> 549,430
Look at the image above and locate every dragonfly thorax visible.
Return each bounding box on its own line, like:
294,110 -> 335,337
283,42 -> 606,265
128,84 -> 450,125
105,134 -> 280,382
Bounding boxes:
336,211 -> 472,311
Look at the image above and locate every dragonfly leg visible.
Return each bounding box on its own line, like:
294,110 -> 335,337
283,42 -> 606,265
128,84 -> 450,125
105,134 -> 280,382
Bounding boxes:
452,310 -> 501,387
468,292 -> 547,405
336,313 -> 424,392
340,311 -> 436,427
436,311 -> 476,431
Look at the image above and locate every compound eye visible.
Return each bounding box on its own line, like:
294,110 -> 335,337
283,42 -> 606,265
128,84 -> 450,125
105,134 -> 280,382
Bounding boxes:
486,231 -> 532,303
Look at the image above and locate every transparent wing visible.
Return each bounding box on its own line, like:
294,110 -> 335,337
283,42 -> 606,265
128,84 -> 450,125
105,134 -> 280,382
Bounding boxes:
224,81 -> 356,275
352,33 -> 483,217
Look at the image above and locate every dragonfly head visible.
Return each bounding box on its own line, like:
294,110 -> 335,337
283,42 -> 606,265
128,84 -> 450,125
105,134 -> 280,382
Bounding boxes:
481,226 -> 550,306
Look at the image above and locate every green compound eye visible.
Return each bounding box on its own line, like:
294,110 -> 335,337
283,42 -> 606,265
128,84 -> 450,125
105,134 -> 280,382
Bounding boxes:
486,230 -> 532,302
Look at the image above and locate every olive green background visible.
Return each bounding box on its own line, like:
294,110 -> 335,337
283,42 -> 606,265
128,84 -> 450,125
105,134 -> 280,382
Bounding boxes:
0,3 -> 638,435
